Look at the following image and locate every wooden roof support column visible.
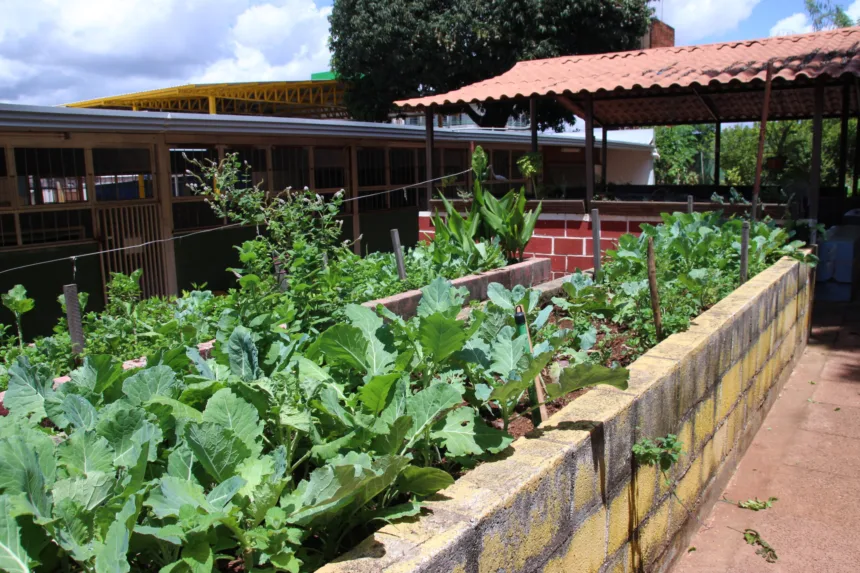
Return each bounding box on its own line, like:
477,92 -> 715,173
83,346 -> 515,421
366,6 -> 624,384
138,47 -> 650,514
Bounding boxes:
839,82 -> 850,195
714,122 -> 721,185
350,144 -> 362,255
752,62 -> 774,221
530,97 -> 538,152
584,94 -> 595,206
810,83 -> 824,224
601,128 -> 608,192
424,107 -> 435,211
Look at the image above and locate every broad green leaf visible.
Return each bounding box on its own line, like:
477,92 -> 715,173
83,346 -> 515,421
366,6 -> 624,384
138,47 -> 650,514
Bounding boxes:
295,356 -> 331,399
52,498 -> 94,562
345,304 -> 395,376
227,326 -> 259,381
167,446 -> 195,482
489,327 -> 529,379
146,395 -> 203,423
371,415 -> 412,456
69,355 -> 125,397
579,325 -> 598,352
405,383 -> 463,442
62,395 -> 98,431
5,357 -> 51,420
454,337 -> 491,368
318,324 -> 370,372
395,466 -> 454,496
357,373 -> 400,415
486,282 -> 515,310
0,438 -> 50,518
417,278 -> 465,318
145,476 -> 209,519
546,364 -> 630,400
178,534 -> 214,573
133,524 -> 185,545
52,472 -> 113,512
205,475 -> 245,510
186,347 -> 214,380
279,404 -> 312,433
94,495 -> 139,573
0,495 -> 29,573
532,304 -> 553,331
184,423 -> 250,483
122,366 -> 180,406
0,427 -> 55,487
419,313 -> 466,362
202,389 -> 262,448
58,431 -> 115,477
95,404 -> 147,467
488,378 -> 531,408
431,408 -> 512,457
358,501 -> 422,525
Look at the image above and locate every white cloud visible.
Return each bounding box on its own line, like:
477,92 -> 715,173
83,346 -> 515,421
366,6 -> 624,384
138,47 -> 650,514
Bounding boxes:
0,0 -> 332,106
769,13 -> 814,36
846,0 -> 860,22
657,0 -> 761,44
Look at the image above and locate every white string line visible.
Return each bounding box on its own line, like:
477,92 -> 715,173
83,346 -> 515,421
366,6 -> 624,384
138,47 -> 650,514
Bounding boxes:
338,167 -> 472,203
0,168 -> 473,278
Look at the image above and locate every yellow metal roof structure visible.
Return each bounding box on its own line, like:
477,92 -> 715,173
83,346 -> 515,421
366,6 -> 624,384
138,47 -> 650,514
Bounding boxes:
65,80 -> 347,118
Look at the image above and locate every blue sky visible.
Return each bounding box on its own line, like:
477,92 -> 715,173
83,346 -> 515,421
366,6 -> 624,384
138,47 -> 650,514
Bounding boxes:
0,0 -> 855,107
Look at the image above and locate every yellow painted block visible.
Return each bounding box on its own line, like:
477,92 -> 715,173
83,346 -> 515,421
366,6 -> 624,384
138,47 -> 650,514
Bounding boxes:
639,499 -> 670,565
727,403 -> 744,450
717,361 -> 742,422
701,439 -> 716,484
693,395 -> 715,451
543,508 -> 607,573
608,484 -> 631,556
713,422 -> 728,465
743,347 -> 756,387
676,418 -> 694,474
633,463 -> 657,523
676,457 -> 702,508
574,455 -> 598,512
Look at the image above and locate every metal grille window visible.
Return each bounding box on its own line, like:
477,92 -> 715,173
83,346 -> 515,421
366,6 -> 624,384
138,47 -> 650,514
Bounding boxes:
226,147 -> 267,188
92,148 -> 153,201
443,149 -> 468,180
416,150 -> 442,182
314,147 -> 346,190
357,148 -> 386,187
0,213 -> 15,247
389,148 -> 417,185
18,209 -> 93,245
170,147 -> 218,197
173,201 -> 224,231
15,148 -> 88,205
271,146 -> 309,191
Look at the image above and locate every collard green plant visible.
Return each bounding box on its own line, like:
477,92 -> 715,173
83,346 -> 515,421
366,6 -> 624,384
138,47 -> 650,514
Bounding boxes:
1,286 -> 33,351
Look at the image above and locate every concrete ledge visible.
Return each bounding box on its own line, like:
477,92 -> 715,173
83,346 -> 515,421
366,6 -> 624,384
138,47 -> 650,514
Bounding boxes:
362,258 -> 552,318
319,256 -> 812,573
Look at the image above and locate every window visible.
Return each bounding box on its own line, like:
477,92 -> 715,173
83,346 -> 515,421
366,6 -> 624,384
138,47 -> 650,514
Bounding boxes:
92,148 -> 153,201
0,213 -> 15,247
357,148 -> 386,187
314,147 -> 346,190
226,147 -> 267,188
443,149 -> 468,180
389,148 -> 417,185
0,148 -> 13,209
15,148 -> 87,205
173,201 -> 224,231
170,147 -> 218,197
271,146 -> 309,191
18,208 -> 93,245
492,150 -> 511,180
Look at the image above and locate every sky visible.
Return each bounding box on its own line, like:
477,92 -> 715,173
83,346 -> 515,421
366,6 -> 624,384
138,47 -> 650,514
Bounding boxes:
0,0 -> 858,107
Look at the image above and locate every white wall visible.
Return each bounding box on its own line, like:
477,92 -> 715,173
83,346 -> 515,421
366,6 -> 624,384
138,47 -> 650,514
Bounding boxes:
604,147 -> 655,185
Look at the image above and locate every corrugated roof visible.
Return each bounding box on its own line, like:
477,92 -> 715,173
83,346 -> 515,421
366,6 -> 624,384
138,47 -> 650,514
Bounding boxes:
397,27 -> 860,126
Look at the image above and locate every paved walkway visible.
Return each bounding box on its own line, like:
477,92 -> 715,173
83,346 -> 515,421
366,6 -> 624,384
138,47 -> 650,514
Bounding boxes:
674,302 -> 860,573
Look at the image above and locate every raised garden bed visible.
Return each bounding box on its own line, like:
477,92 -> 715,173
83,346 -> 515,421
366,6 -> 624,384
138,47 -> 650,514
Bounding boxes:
319,256 -> 813,573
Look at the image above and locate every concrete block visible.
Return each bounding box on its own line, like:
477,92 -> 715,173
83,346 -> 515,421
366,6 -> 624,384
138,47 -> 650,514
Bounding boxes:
541,507 -> 607,573
692,394 -> 716,452
625,356 -> 682,442
645,333 -> 709,420
638,499 -> 670,569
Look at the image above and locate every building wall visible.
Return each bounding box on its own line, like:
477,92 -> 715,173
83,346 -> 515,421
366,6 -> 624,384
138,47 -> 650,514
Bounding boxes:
606,147 -> 655,186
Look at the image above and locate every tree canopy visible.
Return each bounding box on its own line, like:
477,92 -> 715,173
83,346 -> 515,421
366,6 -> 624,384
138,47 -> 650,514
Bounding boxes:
329,0 -> 652,128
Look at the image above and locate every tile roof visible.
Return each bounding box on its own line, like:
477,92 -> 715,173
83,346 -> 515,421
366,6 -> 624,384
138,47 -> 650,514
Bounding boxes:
396,27 -> 860,126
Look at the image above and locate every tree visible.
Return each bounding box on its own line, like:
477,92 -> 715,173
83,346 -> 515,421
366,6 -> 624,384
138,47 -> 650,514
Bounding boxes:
805,0 -> 855,31
329,0 -> 652,128
654,125 -> 716,185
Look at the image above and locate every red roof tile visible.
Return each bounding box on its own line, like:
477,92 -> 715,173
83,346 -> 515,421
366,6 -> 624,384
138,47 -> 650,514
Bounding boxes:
396,27 -> 860,125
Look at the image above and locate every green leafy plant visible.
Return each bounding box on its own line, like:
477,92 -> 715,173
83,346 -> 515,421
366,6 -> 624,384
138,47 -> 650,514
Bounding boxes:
632,434 -> 684,474
1,285 -> 34,350
724,496 -> 778,511
744,529 -> 778,563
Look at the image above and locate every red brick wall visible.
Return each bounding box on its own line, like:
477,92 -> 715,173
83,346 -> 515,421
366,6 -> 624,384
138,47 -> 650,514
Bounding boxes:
649,19 -> 675,49
418,213 -> 662,279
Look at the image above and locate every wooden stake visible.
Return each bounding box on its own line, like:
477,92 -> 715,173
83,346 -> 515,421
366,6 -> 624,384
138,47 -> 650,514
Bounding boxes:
740,221 -> 750,284
63,284 -> 85,355
687,195 -> 694,214
517,305 -> 549,424
591,208 -> 601,278
646,238 -> 663,342
752,62 -> 774,222
390,228 -> 407,280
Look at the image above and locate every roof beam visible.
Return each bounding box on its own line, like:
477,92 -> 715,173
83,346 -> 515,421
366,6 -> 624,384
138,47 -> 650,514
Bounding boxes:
691,87 -> 719,122
555,95 -> 603,127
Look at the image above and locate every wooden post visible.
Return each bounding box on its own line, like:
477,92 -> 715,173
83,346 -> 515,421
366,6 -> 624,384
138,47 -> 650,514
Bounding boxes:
390,229 -> 407,280
349,145 -> 361,255
424,107 -> 435,210
584,95 -> 595,206
63,284 -> 85,355
518,305 -> 550,424
714,122 -> 721,185
601,128 -> 609,192
646,237 -> 664,342
740,221 -> 750,284
530,97 -> 539,152
687,195 -> 694,214
591,208 -> 601,278
154,138 -> 178,295
855,110 -> 860,199
810,83 -> 824,223
839,82 -> 850,195
752,63 -> 774,222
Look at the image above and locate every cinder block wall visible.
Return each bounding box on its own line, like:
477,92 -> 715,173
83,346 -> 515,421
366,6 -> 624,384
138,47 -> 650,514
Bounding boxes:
320,257 -> 811,573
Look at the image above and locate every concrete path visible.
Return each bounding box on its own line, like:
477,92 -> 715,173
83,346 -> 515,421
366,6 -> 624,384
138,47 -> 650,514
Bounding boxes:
674,302 -> 860,573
